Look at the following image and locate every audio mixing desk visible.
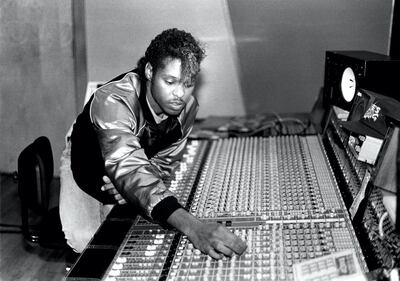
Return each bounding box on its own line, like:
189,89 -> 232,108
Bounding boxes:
66,136 -> 369,281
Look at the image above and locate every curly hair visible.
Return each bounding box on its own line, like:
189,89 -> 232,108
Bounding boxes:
137,28 -> 205,85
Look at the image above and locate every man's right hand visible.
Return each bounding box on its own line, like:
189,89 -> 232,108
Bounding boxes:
167,208 -> 247,259
187,220 -> 247,259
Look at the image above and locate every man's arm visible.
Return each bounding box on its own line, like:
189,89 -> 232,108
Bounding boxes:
91,78 -> 246,258
90,83 -> 179,222
167,208 -> 247,259
101,176 -> 248,259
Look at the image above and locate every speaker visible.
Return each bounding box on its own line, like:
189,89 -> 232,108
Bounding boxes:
323,50 -> 400,111
347,90 -> 376,121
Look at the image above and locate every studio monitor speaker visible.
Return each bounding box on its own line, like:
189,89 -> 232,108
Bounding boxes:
323,50 -> 400,111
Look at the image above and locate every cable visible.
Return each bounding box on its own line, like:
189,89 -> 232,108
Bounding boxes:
225,113 -> 311,137
228,121 -> 276,137
271,111 -> 283,124
279,117 -> 308,129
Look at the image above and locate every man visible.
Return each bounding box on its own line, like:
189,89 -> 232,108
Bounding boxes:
59,28 -> 247,260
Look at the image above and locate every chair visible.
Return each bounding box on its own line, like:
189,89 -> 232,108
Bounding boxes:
17,136 -> 67,249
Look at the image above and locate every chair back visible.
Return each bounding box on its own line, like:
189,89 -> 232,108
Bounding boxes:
18,136 -> 53,214
17,136 -> 53,242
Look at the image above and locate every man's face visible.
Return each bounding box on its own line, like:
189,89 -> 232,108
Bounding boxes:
147,58 -> 196,116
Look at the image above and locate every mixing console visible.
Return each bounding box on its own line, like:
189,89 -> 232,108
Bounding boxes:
324,114 -> 400,270
67,136 -> 367,281
189,136 -> 344,218
104,221 -> 360,281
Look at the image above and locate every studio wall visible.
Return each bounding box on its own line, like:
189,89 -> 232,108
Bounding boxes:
0,0 -> 394,174
227,0 -> 393,114
0,0 -> 77,174
85,0 -> 393,117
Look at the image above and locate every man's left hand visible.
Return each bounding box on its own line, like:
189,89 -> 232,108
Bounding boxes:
101,176 -> 127,205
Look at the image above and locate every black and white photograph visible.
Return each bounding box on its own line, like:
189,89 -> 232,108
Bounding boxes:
1,1 -> 400,280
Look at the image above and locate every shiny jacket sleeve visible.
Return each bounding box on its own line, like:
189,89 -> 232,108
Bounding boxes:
89,77 -> 183,222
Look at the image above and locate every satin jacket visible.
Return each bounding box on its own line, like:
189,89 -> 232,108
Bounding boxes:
70,71 -> 198,223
